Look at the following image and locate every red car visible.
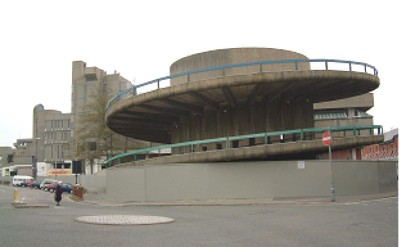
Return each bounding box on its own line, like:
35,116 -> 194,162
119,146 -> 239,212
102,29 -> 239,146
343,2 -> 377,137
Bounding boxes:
48,181 -> 61,192
20,179 -> 33,187
48,181 -> 73,193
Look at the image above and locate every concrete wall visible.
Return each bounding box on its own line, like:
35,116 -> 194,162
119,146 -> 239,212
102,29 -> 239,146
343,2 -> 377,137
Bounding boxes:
105,160 -> 397,203
315,117 -> 374,131
80,172 -> 106,193
314,93 -> 374,110
106,166 -> 146,202
170,48 -> 310,86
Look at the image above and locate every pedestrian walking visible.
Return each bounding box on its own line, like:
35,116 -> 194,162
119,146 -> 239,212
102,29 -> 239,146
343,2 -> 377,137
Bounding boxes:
54,181 -> 63,206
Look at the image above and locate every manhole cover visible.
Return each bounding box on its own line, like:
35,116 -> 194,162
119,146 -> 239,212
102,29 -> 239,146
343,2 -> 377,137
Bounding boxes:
75,215 -> 175,225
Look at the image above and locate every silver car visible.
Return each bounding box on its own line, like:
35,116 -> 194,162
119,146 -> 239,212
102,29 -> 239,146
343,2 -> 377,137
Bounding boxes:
40,179 -> 57,190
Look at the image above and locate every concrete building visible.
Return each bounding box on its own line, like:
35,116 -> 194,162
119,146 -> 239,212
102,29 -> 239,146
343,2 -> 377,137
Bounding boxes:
314,93 -> 376,160
1,139 -> 38,177
2,62 -> 144,177
98,47 -> 396,203
33,104 -> 71,162
106,48 -> 381,162
32,104 -> 72,176
11,139 -> 36,176
314,93 -> 374,129
71,61 -> 147,173
0,147 -> 14,176
71,61 -> 130,156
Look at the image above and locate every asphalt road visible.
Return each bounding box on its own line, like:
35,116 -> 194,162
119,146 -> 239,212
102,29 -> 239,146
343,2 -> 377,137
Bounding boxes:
0,185 -> 397,247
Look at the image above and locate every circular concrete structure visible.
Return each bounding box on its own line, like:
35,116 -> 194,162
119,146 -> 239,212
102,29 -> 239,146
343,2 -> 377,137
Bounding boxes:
170,47 -> 310,86
106,48 -> 379,145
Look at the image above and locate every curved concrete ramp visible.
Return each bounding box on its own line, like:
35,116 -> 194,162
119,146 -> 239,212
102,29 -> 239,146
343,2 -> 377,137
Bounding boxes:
117,135 -> 383,167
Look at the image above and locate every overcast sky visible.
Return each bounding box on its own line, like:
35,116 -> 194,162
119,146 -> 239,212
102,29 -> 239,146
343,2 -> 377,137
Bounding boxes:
0,0 -> 398,147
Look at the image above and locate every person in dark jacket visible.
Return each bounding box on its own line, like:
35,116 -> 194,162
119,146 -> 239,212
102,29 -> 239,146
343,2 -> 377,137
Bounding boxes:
55,181 -> 63,206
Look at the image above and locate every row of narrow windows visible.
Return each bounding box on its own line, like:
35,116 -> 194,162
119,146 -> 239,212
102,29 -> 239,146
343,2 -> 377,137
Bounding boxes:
47,119 -> 71,129
314,110 -> 370,120
45,131 -> 69,142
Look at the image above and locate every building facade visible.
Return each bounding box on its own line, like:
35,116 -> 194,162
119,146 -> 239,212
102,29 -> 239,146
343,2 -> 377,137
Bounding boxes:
71,61 -> 146,173
0,147 -> 15,176
29,104 -> 71,176
313,93 -> 376,160
314,93 -> 374,129
1,61 -> 146,177
33,104 -> 72,162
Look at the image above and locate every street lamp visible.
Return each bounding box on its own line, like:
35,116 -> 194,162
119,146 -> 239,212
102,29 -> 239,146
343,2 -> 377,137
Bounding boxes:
32,137 -> 41,179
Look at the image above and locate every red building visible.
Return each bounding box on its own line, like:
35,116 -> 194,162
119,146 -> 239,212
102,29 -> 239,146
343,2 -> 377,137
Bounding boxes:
362,128 -> 398,160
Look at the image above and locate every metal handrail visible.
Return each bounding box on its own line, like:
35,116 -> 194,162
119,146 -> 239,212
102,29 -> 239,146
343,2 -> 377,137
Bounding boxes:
106,58 -> 378,110
104,125 -> 383,166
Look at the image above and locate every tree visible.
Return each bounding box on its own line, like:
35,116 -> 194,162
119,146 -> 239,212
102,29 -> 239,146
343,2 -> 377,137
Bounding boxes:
75,83 -> 148,173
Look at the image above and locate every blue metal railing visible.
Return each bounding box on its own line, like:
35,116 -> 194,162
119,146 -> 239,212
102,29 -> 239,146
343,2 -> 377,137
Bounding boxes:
104,125 -> 383,166
106,58 -> 378,111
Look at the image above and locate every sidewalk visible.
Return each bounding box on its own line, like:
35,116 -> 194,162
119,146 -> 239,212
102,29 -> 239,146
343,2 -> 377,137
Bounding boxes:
72,191 -> 398,207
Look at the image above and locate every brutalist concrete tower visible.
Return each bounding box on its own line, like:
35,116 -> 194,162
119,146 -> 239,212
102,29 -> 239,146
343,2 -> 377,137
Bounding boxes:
71,61 -> 133,159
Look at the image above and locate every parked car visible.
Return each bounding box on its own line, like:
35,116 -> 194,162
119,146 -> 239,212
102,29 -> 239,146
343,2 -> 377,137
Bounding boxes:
40,179 -> 57,190
20,179 -> 34,187
48,182 -> 73,193
12,175 -> 34,186
30,180 -> 42,189
48,181 -> 60,193
61,183 -> 73,193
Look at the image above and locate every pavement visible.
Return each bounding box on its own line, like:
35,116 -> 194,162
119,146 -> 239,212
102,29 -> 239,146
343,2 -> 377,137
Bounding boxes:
75,190 -> 398,207
12,202 -> 49,208
9,187 -> 397,226
69,192 -> 398,225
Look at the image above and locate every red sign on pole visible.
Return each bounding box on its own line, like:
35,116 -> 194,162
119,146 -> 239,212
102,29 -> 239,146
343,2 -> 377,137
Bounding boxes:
322,131 -> 332,146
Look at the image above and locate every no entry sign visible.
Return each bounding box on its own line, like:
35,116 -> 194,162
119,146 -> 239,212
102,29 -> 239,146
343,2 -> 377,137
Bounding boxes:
322,131 -> 332,146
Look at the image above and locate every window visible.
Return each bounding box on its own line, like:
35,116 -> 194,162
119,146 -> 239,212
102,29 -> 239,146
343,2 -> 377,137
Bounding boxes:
249,138 -> 255,146
314,110 -> 348,120
355,110 -> 371,118
7,154 -> 13,163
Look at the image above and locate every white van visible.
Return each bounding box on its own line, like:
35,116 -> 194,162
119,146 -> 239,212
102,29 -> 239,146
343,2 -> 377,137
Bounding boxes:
12,175 -> 34,186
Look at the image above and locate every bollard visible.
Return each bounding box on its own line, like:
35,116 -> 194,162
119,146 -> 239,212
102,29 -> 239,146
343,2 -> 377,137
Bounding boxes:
14,189 -> 20,203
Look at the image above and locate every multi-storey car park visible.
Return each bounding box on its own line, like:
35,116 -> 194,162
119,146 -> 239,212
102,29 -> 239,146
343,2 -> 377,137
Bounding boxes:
105,48 -> 382,165
101,48 -> 396,203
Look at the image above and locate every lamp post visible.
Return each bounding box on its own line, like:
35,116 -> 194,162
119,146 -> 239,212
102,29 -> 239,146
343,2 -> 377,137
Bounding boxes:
323,130 -> 335,202
32,156 -> 37,179
33,137 -> 41,179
